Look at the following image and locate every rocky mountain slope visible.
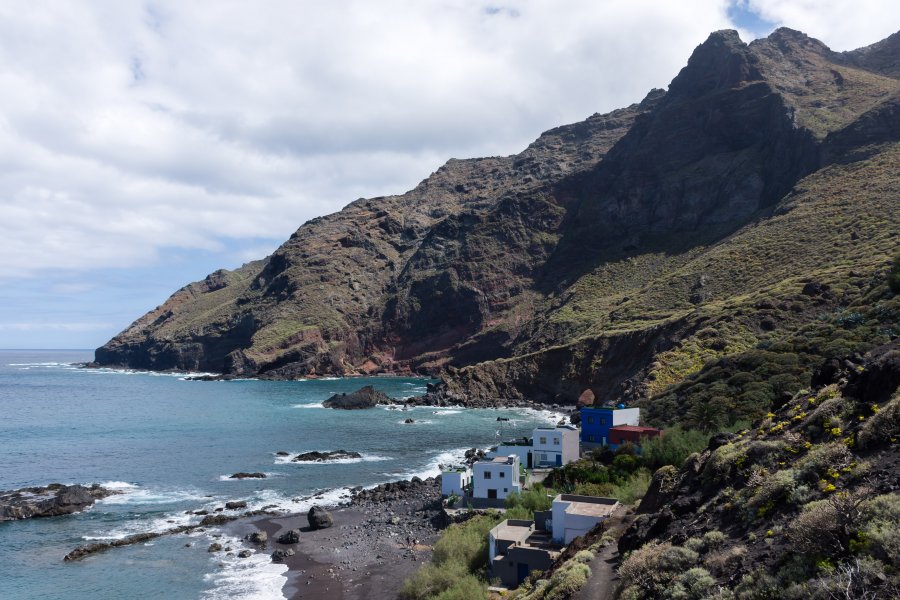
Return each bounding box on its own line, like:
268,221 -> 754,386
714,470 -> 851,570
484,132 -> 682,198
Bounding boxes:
96,28 -> 900,417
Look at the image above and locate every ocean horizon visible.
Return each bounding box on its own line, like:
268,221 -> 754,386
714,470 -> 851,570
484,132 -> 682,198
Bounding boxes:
0,349 -> 560,599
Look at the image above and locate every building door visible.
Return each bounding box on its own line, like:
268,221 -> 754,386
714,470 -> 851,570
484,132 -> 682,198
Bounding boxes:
488,489 -> 497,499
556,454 -> 562,467
517,563 -> 530,584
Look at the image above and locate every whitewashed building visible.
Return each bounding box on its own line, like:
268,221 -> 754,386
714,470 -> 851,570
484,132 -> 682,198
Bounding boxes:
532,425 -> 579,468
549,494 -> 618,544
473,455 -> 522,500
440,466 -> 472,497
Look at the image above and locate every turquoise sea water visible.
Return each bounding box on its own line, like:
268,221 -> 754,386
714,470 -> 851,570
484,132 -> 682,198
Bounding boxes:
0,350 -> 559,599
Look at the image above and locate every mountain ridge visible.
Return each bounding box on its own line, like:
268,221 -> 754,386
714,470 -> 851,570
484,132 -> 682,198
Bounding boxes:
96,27 -> 900,417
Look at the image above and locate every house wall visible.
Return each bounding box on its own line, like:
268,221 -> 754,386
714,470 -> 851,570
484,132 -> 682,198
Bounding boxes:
473,457 -> 521,500
550,495 -> 616,544
580,407 -> 641,448
492,546 -> 555,587
441,470 -> 471,497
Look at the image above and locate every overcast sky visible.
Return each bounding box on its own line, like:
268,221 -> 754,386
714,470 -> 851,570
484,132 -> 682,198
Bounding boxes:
0,1 -> 895,349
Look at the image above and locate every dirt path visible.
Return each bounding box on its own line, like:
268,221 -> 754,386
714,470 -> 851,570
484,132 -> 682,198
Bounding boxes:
573,507 -> 630,600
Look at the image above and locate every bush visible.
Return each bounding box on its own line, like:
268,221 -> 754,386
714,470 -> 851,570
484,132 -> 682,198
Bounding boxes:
619,541 -> 701,597
544,562 -> 591,600
703,544 -> 746,576
787,491 -> 868,558
640,426 -> 711,471
857,392 -> 899,449
573,550 -> 594,564
432,513 -> 503,572
670,567 -> 716,599
794,442 -> 852,484
505,484 -> 553,518
400,562 -> 472,600
889,252 -> 900,294
860,493 -> 900,567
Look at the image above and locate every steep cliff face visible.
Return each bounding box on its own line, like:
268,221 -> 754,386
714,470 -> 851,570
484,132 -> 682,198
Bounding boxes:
97,28 -> 900,407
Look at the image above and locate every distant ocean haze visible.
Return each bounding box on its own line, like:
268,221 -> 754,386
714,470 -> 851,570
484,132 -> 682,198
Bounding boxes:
0,350 -> 559,599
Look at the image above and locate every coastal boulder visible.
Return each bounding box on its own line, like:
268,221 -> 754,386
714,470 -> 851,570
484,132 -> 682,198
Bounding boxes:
271,548 -> 295,561
307,506 -> 333,530
248,531 -> 268,544
207,543 -> 222,552
225,501 -> 247,510
277,529 -> 301,544
322,386 -> 391,409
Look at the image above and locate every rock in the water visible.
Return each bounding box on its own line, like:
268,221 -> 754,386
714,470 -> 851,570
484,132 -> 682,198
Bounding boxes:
225,501 -> 247,510
322,385 -> 391,409
208,543 -> 223,552
238,550 -> 252,558
292,450 -> 362,463
271,548 -> 295,561
404,418 -> 415,424
277,529 -> 301,544
0,484 -> 119,522
248,531 -> 268,544
275,451 -> 290,456
229,472 -> 267,479
307,506 -> 334,530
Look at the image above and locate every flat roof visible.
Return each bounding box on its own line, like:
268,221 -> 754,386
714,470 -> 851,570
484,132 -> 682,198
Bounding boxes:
556,494 -> 618,518
491,520 -> 533,542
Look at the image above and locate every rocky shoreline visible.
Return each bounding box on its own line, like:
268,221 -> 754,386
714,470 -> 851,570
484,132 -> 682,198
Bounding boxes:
229,476 -> 448,600
0,483 -> 120,521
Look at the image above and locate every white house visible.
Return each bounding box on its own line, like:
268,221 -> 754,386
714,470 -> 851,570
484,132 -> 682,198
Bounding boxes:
532,425 -> 579,468
441,466 -> 472,497
473,455 -> 522,500
485,442 -> 532,467
549,494 -> 618,544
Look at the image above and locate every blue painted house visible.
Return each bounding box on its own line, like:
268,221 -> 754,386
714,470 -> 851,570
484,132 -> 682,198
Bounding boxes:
580,406 -> 641,449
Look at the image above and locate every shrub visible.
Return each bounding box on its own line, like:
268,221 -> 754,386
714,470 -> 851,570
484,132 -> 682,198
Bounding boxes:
703,544 -> 746,576
787,491 -> 868,558
745,468 -> 797,517
857,392 -> 899,449
733,570 -> 782,599
430,574 -> 489,600
400,562 -> 471,600
794,442 -> 852,483
702,530 -> 727,550
640,426 -> 711,471
703,443 -> 748,483
573,550 -> 594,564
670,567 -> 716,599
889,252 -> 900,294
432,513 -> 502,572
614,469 -> 653,504
860,493 -> 900,567
543,562 -> 591,600
505,484 -> 553,517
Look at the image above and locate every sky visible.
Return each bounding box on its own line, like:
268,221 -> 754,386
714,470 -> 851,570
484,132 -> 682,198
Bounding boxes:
0,1 -> 896,350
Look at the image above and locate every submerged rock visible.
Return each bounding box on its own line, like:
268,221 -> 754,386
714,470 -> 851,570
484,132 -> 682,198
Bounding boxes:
271,548 -> 295,561
247,531 -> 268,544
322,386 -> 391,409
229,472 -> 267,479
292,450 -> 362,463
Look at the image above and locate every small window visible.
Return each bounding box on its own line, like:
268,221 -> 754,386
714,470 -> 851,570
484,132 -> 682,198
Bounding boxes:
587,416 -> 594,424
553,437 -> 560,445
504,488 -> 508,493
589,435 -> 596,442
600,418 -> 606,425
484,471 -> 492,479
499,471 -> 506,478
539,437 -> 547,444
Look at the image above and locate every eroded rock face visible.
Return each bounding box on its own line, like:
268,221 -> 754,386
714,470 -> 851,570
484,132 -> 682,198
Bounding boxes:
0,484 -> 118,522
93,28 -> 900,408
321,386 -> 391,409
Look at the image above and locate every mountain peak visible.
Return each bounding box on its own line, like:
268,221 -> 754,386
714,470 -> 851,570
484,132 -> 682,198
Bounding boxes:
667,28 -> 761,98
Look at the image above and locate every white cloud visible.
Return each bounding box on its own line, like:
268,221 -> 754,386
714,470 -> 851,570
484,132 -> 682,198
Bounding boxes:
0,1 -> 894,281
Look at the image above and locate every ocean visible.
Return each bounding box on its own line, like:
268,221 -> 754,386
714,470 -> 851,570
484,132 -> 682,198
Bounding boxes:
0,350 -> 559,599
